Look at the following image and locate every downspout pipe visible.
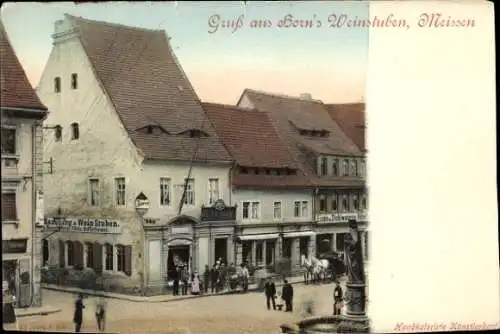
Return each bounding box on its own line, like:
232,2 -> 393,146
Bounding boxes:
30,122 -> 37,307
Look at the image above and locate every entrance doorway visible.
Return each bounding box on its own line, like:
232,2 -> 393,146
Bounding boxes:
316,234 -> 333,256
282,238 -> 292,259
42,240 -> 49,266
299,237 -> 309,258
2,260 -> 17,294
214,238 -> 228,265
167,246 -> 190,280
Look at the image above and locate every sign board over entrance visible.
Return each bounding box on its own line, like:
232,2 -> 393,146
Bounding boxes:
43,218 -> 123,234
2,238 -> 28,254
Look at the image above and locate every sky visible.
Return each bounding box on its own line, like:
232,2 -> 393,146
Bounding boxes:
1,1 -> 368,104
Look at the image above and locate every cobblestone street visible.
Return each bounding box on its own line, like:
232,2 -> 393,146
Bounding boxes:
10,283 -> 344,334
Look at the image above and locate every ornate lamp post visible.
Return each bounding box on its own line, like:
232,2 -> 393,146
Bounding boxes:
336,219 -> 370,333
134,192 -> 150,296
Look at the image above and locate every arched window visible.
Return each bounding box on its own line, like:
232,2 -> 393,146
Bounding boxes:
71,122 -> 79,140
54,125 -> 62,141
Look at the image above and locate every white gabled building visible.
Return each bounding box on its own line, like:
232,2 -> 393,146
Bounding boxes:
36,15 -> 234,294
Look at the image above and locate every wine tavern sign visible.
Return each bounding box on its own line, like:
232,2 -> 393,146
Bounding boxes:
43,217 -> 123,234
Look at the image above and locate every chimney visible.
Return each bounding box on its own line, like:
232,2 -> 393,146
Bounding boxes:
300,93 -> 312,100
52,17 -> 78,43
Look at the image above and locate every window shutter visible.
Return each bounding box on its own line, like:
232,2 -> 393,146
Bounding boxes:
93,242 -> 103,274
74,241 -> 83,269
59,240 -> 65,268
124,245 -> 132,276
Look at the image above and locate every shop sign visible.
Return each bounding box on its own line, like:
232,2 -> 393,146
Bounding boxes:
2,238 -> 28,254
43,217 -> 123,234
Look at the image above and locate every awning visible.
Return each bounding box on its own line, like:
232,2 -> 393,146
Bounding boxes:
238,233 -> 279,241
283,231 -> 315,238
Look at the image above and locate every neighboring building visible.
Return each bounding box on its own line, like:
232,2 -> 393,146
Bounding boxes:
324,103 -> 366,152
237,90 -> 368,259
203,102 -> 315,270
1,23 -> 48,307
36,15 -> 233,293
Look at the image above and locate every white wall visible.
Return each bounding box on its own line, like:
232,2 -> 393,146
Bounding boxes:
232,188 -> 313,224
139,162 -> 231,222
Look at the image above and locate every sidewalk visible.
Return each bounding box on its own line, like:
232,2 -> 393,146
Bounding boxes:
14,305 -> 61,317
41,275 -> 308,303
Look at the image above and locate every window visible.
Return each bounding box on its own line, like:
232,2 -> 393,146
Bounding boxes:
89,178 -> 100,206
1,128 -> 16,154
294,201 -> 301,217
105,244 -> 113,271
301,201 -> 309,217
273,201 -> 282,220
115,177 -> 126,205
54,77 -> 61,93
294,201 -> 308,218
352,160 -> 358,176
117,244 -> 125,273
360,160 -> 366,176
71,122 -> 79,140
342,195 -> 349,212
242,202 -> 250,219
71,73 -> 78,89
183,179 -> 195,205
251,202 -> 260,219
331,195 -> 338,211
242,201 -> 260,220
353,195 -> 359,210
319,195 -> 326,212
362,196 -> 367,210
160,177 -> 171,206
332,159 -> 338,176
208,178 -> 220,204
255,241 -> 263,265
343,159 -> 349,176
1,192 -> 17,221
67,241 -> 75,266
54,125 -> 62,141
85,242 -> 94,269
320,157 -> 327,176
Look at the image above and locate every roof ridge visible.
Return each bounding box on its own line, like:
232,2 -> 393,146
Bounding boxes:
202,101 -> 265,113
245,88 -> 324,103
64,14 -> 165,34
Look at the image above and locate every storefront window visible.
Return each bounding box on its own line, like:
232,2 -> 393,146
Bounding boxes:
105,244 -> 113,271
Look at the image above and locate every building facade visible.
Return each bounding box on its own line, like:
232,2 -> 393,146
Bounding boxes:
237,90 -> 369,260
36,15 -> 233,293
1,23 -> 48,307
204,103 -> 316,271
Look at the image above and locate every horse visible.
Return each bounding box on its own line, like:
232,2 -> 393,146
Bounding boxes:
300,254 -> 315,285
310,256 -> 330,284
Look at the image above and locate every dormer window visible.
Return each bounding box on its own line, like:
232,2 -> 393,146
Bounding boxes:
187,129 -> 208,138
265,169 -> 271,175
319,131 -> 328,137
135,125 -> 168,135
71,73 -> 78,89
299,129 -> 308,136
54,125 -> 62,141
240,167 -> 248,174
71,122 -> 79,140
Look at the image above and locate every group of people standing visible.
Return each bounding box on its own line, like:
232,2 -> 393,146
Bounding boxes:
264,278 -> 294,312
72,293 -> 107,333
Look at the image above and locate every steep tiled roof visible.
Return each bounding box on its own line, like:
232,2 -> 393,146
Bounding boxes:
239,89 -> 364,188
324,103 -> 366,151
0,23 -> 47,111
66,15 -> 231,163
203,102 -> 311,188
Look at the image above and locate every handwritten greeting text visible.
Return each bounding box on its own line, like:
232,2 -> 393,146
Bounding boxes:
207,13 -> 475,33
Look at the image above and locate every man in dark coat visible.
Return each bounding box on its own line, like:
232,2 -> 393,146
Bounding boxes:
264,278 -> 277,310
203,265 -> 210,294
210,265 -> 217,293
73,293 -> 85,332
172,267 -> 180,296
281,279 -> 294,312
333,280 -> 343,315
180,266 -> 189,296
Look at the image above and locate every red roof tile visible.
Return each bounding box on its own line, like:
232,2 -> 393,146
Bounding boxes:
66,15 -> 231,163
324,103 -> 366,151
0,23 -> 47,111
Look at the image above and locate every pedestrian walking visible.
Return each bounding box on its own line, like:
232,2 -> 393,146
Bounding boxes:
191,273 -> 200,295
173,267 -> 180,296
281,280 -> 294,312
73,293 -> 85,333
264,278 -> 277,311
203,265 -> 210,294
180,266 -> 189,296
95,296 -> 107,332
2,288 -> 17,328
333,280 -> 343,315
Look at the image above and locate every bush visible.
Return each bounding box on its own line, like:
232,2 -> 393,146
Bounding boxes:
41,266 -> 69,285
77,268 -> 98,290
